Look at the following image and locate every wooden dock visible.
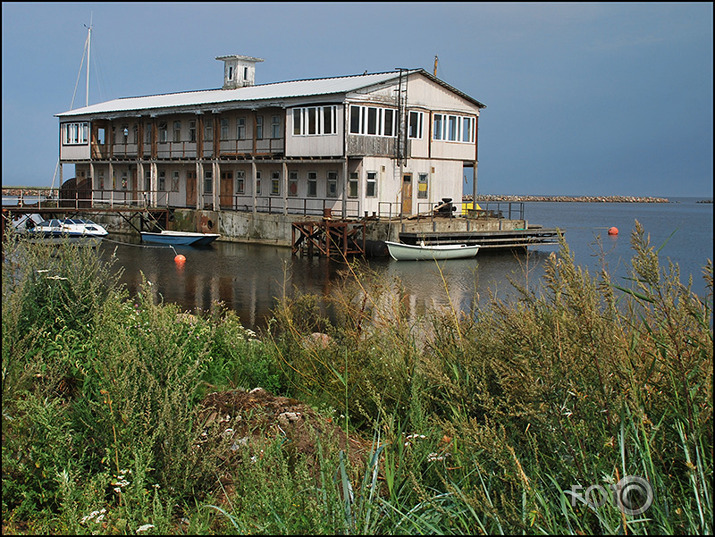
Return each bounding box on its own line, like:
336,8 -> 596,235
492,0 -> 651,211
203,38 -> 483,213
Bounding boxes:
2,205 -> 170,238
398,225 -> 563,250
291,219 -> 366,259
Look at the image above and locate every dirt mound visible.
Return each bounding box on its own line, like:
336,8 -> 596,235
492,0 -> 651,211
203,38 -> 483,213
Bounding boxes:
196,387 -> 370,498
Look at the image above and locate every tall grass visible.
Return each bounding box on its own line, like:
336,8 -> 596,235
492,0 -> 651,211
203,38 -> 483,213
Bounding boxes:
2,222 -> 712,534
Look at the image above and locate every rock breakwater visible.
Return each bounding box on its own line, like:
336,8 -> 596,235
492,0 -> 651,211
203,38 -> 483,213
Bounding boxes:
468,195 -> 669,203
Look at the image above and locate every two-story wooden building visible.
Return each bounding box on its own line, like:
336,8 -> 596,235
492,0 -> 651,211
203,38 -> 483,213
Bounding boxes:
55,55 -> 485,219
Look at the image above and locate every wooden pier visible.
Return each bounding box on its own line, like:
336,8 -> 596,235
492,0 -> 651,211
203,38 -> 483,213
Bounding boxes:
1,204 -> 170,239
291,218 -> 366,259
398,225 -> 562,250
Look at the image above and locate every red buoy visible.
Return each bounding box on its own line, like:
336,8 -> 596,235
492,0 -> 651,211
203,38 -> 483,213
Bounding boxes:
608,227 -> 619,235
174,254 -> 186,264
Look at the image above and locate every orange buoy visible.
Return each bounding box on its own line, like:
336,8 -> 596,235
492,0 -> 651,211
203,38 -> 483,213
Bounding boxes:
608,227 -> 619,235
174,254 -> 186,264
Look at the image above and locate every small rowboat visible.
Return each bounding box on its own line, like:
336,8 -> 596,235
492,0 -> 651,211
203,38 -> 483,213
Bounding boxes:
140,230 -> 220,246
385,240 -> 480,261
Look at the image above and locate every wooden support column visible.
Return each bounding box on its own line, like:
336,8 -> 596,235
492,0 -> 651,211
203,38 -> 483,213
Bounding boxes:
472,160 -> 478,204
251,160 -> 257,214
213,160 -> 219,211
150,161 -> 158,206
342,158 -> 348,218
282,161 -> 288,215
197,161 -> 204,210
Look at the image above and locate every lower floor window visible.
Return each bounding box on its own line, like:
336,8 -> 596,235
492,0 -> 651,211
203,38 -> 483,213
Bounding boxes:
366,171 -> 377,197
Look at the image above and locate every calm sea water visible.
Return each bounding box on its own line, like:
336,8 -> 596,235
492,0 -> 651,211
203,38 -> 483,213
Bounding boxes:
98,197 -> 713,331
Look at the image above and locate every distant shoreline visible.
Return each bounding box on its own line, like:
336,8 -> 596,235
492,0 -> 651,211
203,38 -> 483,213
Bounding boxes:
2,188 -> 711,204
468,194 -> 672,203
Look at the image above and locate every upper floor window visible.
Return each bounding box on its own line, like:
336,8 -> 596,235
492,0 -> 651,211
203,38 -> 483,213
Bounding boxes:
189,121 -> 196,142
132,124 -> 139,144
204,121 -> 213,142
349,105 -> 396,137
237,117 -> 246,139
408,111 -> 423,139
292,106 -> 338,136
256,116 -> 263,140
236,170 -> 245,194
62,122 -> 89,145
173,121 -> 182,143
220,118 -> 230,141
432,113 -> 475,143
271,116 -> 281,139
171,171 -> 180,192
288,171 -> 298,197
158,122 -> 168,143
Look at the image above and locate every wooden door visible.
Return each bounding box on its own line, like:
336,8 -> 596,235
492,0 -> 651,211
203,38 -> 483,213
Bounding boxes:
401,173 -> 413,216
186,170 -> 197,207
220,171 -> 233,208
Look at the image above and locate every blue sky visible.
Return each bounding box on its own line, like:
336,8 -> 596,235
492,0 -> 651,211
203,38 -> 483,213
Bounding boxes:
2,2 -> 713,197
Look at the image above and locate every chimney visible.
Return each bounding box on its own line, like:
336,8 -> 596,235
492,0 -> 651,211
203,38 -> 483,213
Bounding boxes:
216,55 -> 264,89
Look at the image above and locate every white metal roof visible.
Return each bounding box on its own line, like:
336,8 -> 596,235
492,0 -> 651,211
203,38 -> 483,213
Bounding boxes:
56,71 -> 415,118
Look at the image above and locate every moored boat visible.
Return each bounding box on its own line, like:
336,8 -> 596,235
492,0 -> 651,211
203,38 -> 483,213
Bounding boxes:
385,240 -> 480,261
140,230 -> 220,246
25,218 -> 108,246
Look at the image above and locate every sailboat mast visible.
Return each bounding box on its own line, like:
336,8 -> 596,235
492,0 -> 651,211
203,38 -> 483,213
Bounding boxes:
85,14 -> 92,107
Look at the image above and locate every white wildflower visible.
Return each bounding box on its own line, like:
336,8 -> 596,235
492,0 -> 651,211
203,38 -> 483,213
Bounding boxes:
136,523 -> 155,533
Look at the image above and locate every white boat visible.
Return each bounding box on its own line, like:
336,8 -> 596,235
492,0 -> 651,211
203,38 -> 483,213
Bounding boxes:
140,230 -> 220,246
385,240 -> 480,261
25,218 -> 108,246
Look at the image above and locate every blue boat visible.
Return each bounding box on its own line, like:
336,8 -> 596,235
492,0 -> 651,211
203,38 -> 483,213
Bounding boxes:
140,230 -> 220,246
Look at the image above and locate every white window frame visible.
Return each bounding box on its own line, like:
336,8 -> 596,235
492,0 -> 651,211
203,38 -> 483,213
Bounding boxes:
292,105 -> 338,136
62,122 -> 89,145
432,113 -> 475,143
408,111 -> 424,139
236,170 -> 245,194
349,105 -> 397,137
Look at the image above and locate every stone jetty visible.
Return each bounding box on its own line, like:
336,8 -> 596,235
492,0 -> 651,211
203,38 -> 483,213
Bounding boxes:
468,194 -> 669,203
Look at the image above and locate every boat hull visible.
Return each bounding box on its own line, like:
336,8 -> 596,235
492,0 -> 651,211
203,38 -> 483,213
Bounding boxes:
140,231 -> 220,246
385,241 -> 479,261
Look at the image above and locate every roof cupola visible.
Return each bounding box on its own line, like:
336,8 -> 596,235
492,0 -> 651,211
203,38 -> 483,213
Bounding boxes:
216,55 -> 264,89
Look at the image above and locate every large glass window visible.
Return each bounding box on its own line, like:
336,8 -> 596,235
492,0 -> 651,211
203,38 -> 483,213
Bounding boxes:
292,106 -> 338,136
173,121 -> 182,143
271,116 -> 281,138
432,113 -> 475,143
220,118 -> 229,141
62,122 -> 89,145
237,117 -> 246,139
408,111 -> 423,139
348,106 -> 397,137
